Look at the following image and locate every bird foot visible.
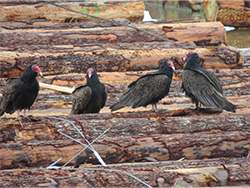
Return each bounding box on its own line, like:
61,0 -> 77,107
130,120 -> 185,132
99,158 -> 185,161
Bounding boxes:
17,115 -> 32,128
193,107 -> 223,114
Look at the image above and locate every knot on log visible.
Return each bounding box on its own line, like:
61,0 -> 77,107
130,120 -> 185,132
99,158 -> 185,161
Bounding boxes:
215,47 -> 242,66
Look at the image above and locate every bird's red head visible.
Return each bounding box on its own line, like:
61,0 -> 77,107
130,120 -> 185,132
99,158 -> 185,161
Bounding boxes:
32,65 -> 43,76
166,60 -> 175,70
183,52 -> 194,62
87,68 -> 95,78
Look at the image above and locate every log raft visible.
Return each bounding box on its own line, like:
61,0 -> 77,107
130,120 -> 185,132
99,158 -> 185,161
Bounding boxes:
1,19 -> 241,78
0,1 -> 250,187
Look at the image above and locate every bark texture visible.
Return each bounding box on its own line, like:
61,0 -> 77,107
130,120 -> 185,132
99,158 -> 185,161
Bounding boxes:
0,158 -> 250,187
0,1 -> 145,22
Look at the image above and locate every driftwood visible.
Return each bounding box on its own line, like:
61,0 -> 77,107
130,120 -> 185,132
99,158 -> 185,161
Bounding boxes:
0,1 -> 145,22
0,158 -> 250,187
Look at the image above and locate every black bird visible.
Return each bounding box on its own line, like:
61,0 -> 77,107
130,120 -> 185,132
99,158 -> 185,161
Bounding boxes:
110,59 -> 175,111
0,65 -> 43,117
181,52 -> 236,112
71,68 -> 107,114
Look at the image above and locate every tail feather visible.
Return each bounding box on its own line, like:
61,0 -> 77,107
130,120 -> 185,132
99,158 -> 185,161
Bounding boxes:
223,100 -> 236,112
110,103 -> 125,112
71,104 -> 80,115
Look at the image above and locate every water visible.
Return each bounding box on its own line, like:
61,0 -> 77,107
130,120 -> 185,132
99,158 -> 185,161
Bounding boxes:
227,28 -> 250,48
144,2 -> 250,48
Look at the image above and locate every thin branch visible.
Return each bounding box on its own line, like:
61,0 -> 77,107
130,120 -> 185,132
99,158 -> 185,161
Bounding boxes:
61,128 -> 110,168
45,116 -> 107,166
47,158 -> 62,169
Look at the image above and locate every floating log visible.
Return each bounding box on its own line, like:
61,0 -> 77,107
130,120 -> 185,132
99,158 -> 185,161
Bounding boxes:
0,158 -> 250,187
0,1 -> 145,22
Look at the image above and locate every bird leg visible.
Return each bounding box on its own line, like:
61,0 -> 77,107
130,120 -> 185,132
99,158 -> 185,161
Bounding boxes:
195,102 -> 202,111
23,109 -> 27,117
152,104 -> 157,111
16,110 -> 24,128
17,109 -> 21,118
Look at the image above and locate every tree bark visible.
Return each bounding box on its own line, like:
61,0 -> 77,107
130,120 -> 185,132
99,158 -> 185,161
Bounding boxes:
0,21 -> 226,48
0,113 -> 250,169
0,158 -> 250,187
217,7 -> 250,27
0,46 -> 242,78
0,1 -> 145,22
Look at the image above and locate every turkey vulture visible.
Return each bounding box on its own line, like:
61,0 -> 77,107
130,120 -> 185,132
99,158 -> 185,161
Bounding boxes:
181,52 -> 236,112
110,59 -> 175,111
0,65 -> 43,117
71,68 -> 107,114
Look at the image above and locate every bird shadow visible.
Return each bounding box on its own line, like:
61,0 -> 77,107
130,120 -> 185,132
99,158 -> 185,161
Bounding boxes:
169,108 -> 223,117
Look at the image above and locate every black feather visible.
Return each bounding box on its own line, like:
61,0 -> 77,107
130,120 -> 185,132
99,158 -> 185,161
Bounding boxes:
182,53 -> 236,112
71,68 -> 107,114
110,59 -> 174,111
0,65 -> 41,116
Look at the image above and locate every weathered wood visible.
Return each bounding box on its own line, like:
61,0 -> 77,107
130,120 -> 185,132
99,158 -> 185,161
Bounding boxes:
217,0 -> 245,9
217,7 -> 250,27
216,0 -> 250,27
203,0 -> 218,22
0,46 -> 242,78
0,158 -> 250,187
0,113 -> 250,169
0,21 -> 226,48
0,1 -> 145,22
0,60 -> 249,187
39,82 -> 74,94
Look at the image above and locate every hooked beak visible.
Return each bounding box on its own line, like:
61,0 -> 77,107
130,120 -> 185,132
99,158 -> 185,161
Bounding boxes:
183,55 -> 188,62
169,60 -> 175,71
